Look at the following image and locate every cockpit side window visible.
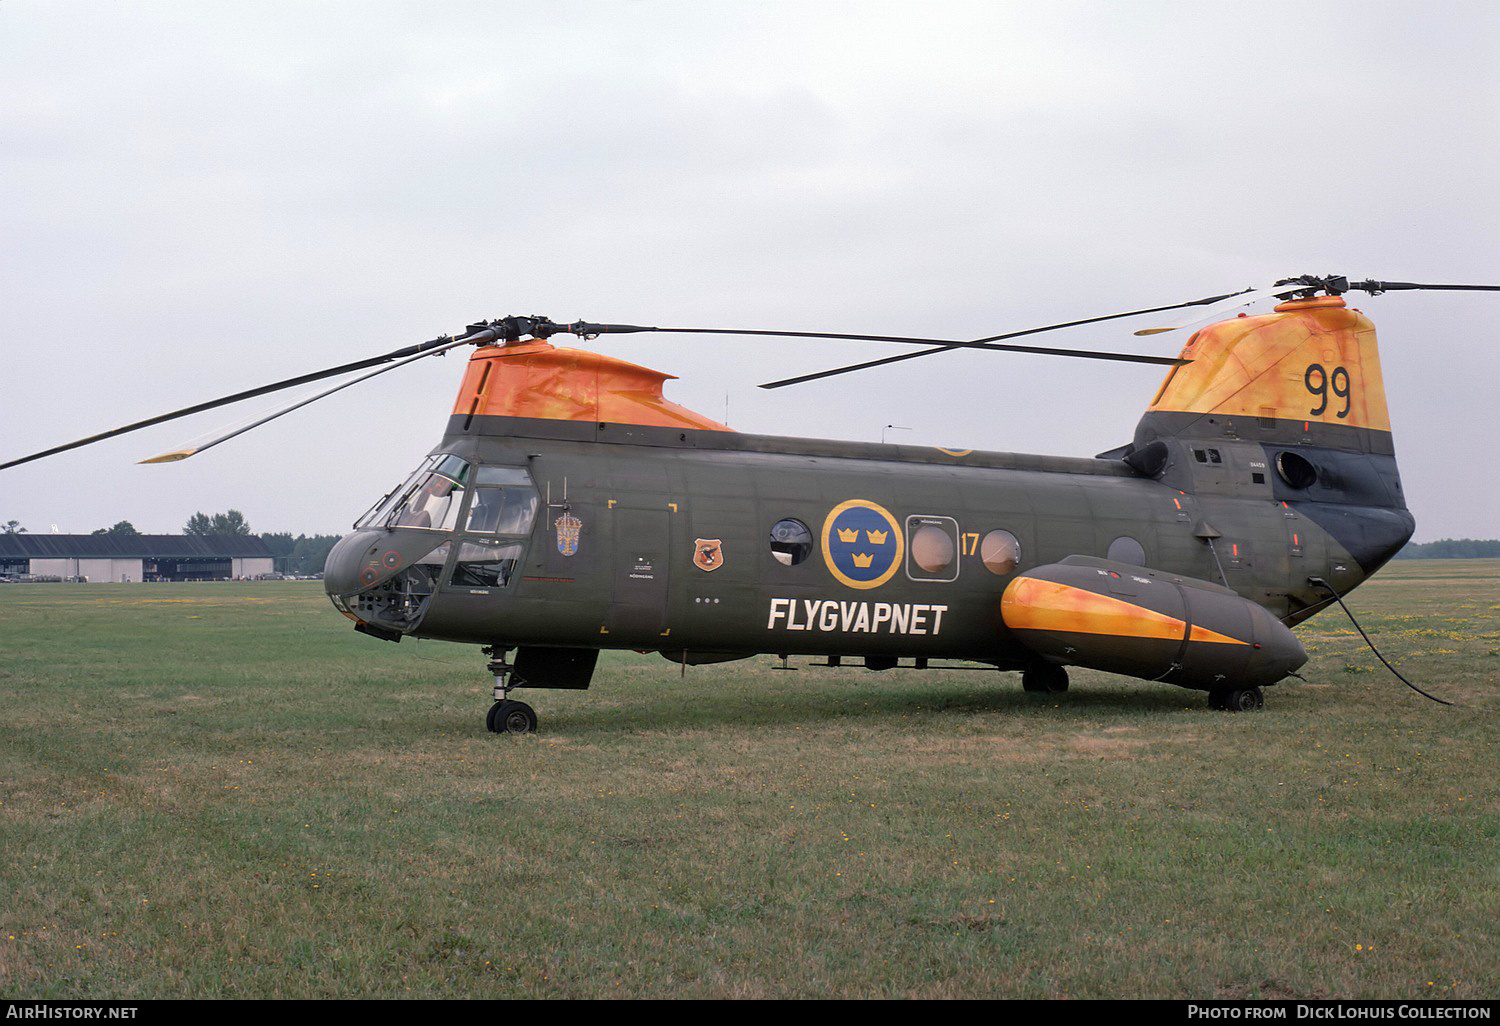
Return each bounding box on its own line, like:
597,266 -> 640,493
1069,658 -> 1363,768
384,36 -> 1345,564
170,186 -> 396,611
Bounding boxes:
466,487 -> 539,535
466,466 -> 540,536
466,489 -> 504,533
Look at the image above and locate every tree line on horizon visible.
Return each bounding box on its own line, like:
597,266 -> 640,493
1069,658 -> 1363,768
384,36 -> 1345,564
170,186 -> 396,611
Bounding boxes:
1394,538 -> 1500,559
183,511 -> 341,576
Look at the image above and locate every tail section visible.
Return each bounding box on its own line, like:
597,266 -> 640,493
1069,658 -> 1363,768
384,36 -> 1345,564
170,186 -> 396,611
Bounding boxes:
1128,295 -> 1413,592
1141,295 -> 1394,453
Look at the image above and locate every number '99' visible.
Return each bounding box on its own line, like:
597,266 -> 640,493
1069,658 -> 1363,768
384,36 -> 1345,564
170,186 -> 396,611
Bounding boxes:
1304,363 -> 1350,418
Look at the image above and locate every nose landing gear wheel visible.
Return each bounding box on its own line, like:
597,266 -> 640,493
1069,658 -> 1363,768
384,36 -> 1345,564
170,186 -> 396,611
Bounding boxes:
486,699 -> 538,734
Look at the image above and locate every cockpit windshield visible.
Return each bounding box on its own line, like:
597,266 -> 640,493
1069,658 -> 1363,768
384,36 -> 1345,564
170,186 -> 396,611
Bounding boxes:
355,455 -> 472,531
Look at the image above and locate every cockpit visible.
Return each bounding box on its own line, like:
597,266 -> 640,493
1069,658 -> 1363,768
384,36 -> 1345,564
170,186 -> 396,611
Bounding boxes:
356,455 -> 539,539
328,455 -> 542,639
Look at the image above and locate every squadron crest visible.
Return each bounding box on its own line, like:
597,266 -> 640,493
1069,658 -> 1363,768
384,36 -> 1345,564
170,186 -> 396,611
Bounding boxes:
693,538 -> 724,572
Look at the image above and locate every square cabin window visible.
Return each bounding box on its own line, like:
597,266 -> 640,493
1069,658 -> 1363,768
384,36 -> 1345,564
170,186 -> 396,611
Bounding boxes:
906,515 -> 959,583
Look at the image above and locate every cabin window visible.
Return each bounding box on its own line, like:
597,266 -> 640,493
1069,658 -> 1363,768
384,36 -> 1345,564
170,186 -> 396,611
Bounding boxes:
450,540 -> 523,589
1107,535 -> 1147,566
769,518 -> 813,566
906,516 -> 959,582
980,529 -> 1021,576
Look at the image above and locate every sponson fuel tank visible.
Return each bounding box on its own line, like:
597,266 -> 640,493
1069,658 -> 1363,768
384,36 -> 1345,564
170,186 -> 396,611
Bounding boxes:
1001,557 -> 1306,689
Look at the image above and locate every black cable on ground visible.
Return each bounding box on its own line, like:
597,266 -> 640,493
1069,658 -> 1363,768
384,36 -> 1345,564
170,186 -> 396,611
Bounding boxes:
1308,577 -> 1453,706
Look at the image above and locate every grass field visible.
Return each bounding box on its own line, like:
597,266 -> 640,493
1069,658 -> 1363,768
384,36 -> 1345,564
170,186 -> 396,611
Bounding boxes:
1,562 -> 1496,999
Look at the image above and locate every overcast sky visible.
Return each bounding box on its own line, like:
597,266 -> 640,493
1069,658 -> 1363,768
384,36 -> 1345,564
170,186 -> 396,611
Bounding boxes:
3,1 -> 1497,541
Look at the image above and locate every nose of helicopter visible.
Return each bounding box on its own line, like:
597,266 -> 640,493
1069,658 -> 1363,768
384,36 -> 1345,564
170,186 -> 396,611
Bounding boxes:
322,530 -> 378,599
323,529 -> 444,638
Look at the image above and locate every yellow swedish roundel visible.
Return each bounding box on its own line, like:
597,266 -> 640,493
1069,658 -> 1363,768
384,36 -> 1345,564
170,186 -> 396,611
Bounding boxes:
821,499 -> 904,590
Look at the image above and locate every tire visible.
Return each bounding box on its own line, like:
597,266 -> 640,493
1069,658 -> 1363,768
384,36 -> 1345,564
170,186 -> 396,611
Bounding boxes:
1022,663 -> 1069,694
1223,687 -> 1264,712
491,699 -> 537,734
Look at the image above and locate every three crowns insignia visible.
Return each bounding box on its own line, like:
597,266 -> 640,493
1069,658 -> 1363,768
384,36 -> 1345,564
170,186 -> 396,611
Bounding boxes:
824,500 -> 903,588
837,524 -> 889,569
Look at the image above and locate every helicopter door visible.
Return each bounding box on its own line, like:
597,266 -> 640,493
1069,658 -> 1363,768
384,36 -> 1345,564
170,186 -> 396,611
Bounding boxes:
606,506 -> 671,641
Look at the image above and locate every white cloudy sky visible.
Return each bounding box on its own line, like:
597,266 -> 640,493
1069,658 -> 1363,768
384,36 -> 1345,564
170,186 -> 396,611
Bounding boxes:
2,1 -> 1497,540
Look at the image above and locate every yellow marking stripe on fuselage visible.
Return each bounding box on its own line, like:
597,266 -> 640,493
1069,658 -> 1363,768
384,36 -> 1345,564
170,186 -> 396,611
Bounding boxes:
1001,578 -> 1248,646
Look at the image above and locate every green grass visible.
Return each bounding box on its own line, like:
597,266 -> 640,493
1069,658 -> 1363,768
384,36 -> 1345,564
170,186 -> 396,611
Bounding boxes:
1,566 -> 1496,999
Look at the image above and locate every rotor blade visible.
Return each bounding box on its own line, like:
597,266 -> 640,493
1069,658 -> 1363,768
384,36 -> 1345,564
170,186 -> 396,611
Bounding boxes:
658,328 -> 1190,361
138,337 -> 474,463
744,293 -> 1234,390
759,339 -> 1186,389
642,291 -> 1236,391
649,288 -> 1245,349
1,326 -> 497,471
1132,282 -> 1322,335
1345,280 -> 1500,294
1131,278 -> 1500,338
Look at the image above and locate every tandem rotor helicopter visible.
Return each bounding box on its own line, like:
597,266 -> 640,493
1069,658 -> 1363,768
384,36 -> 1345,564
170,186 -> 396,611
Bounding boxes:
7,274 -> 1497,732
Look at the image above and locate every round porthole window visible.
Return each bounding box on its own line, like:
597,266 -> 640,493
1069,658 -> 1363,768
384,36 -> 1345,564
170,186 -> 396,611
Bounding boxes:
769,518 -> 813,566
1276,451 -> 1318,489
981,529 -> 1021,576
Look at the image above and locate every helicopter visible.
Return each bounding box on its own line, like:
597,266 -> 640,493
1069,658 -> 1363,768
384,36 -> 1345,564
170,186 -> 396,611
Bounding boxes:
7,274 -> 1495,733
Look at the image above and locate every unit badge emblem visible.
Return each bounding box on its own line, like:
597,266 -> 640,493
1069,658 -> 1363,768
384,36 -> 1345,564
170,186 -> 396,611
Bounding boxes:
555,512 -> 582,556
693,538 -> 724,572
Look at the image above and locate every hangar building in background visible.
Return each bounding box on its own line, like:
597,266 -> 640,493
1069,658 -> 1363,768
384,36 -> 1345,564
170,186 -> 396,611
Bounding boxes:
0,535 -> 275,582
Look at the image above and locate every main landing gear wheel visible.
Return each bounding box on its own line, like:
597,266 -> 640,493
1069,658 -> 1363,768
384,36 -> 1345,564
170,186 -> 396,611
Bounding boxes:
486,699 -> 538,734
1209,686 -> 1264,711
1022,662 -> 1069,694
